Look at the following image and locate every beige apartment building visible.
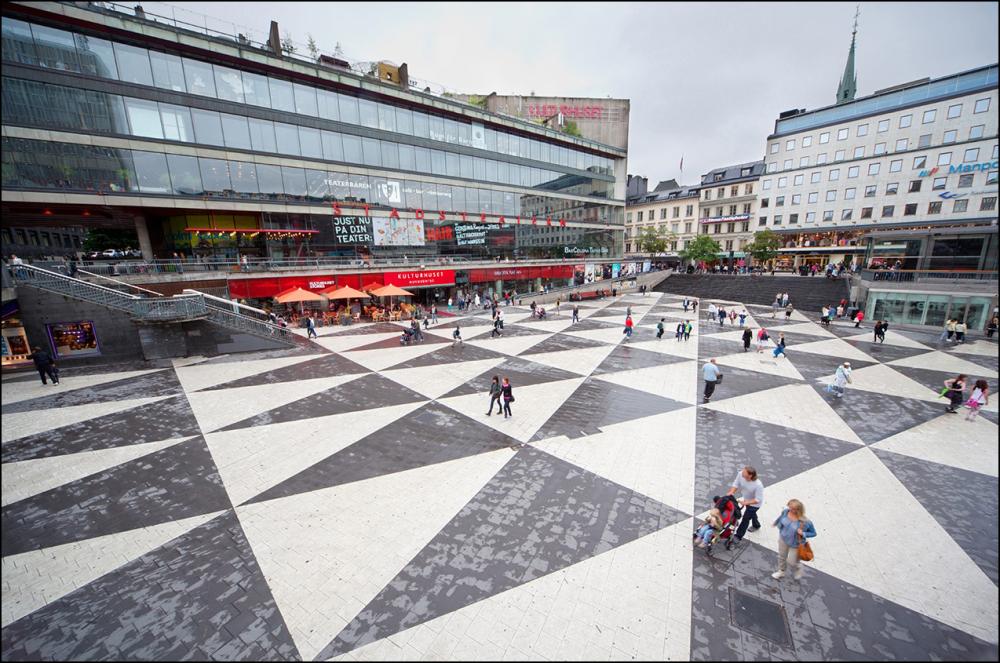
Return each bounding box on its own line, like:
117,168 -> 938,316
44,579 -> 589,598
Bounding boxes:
625,177 -> 700,260
697,161 -> 765,267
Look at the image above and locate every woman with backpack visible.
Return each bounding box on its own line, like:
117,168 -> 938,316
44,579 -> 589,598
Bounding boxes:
501,377 -> 514,419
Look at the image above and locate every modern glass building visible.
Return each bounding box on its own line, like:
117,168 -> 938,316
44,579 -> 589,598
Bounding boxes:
1,2 -> 627,265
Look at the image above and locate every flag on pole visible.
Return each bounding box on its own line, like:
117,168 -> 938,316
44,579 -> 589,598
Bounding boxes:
679,155 -> 684,173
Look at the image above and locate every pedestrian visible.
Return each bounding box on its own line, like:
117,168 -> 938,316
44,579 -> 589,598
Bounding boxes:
27,345 -> 59,385
530,300 -> 537,317
657,318 -> 666,340
708,302 -> 718,324
854,309 -> 865,328
410,318 -> 424,342
675,321 -> 685,341
727,465 -> 764,543
876,320 -> 889,343
452,324 -> 463,346
772,332 -> 787,358
942,318 -> 957,342
691,300 -> 698,314
556,298 -> 561,316
474,293 -> 481,309
784,303 -> 794,322
771,499 -> 816,581
771,296 -> 781,319
742,327 -> 753,352
501,377 -> 514,418
623,314 -> 634,340
431,304 -> 438,324
491,314 -> 503,338
486,375 -> 502,416
965,380 -> 990,421
955,320 -> 967,343
729,309 -> 738,326
943,374 -> 967,413
717,306 -> 727,326
682,298 -> 690,313
703,358 -> 722,403
572,305 -> 580,323
987,316 -> 998,339
738,310 -> 747,328
782,292 -> 789,307
826,361 -> 852,398
684,320 -> 692,341
756,327 -> 770,353
305,314 -> 318,339
821,306 -> 829,325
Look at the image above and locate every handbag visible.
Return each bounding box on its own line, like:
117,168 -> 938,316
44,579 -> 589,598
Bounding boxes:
797,532 -> 814,562
715,373 -> 723,384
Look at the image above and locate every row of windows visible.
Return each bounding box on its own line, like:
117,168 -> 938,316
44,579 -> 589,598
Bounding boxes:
762,171 -> 999,206
702,182 -> 754,200
757,197 -> 995,226
1,77 -> 615,200
1,227 -> 84,249
625,237 -> 747,254
628,205 -> 696,222
765,127 -> 994,173
1,138 -> 620,223
769,99 -> 993,155
0,18 -> 614,174
762,150 -> 999,189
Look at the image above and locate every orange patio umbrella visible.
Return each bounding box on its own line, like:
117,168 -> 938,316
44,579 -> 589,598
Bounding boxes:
371,284 -> 414,297
360,280 -> 383,292
274,286 -> 327,314
320,285 -> 370,300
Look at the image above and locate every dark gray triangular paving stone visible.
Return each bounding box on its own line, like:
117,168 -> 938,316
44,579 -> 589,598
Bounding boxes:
1,394 -> 202,463
531,377 -> 688,441
2,369 -> 182,414
565,317 -> 626,331
593,344 -> 688,374
698,335 -> 746,360
519,332 -> 610,355
942,349 -> 1000,373
689,539 -> 998,662
891,366 -> 999,398
466,323 -> 551,340
202,353 -> 369,391
588,308 -> 632,319
316,446 -> 687,660
809,385 -> 947,445
1,436 -> 231,556
872,449 -> 998,586
441,357 -> 582,397
248,402 -> 517,506
383,342 -> 509,369
842,339 -> 930,363
347,330 -> 452,351
693,408 -> 862,510
697,365 -> 804,402
784,349 -> 878,382
219,373 -> 422,432
0,511 -> 299,662
981,410 -> 999,426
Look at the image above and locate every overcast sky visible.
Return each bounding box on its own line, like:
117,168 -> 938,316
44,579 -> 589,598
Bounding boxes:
171,2 -> 997,188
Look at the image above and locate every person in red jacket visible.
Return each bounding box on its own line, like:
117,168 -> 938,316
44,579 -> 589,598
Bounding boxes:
854,309 -> 865,328
624,314 -> 634,341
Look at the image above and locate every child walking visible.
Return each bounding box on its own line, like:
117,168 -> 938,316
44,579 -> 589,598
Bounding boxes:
965,380 -> 990,421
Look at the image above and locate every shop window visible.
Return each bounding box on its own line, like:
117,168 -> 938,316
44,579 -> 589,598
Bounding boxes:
47,321 -> 100,358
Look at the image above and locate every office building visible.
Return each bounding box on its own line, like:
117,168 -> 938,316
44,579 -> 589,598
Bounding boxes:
698,161 -> 764,267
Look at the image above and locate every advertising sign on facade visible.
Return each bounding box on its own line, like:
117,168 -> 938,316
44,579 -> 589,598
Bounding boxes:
454,224 -> 491,246
626,262 -> 637,276
383,270 -> 456,287
612,263 -> 621,278
47,321 -> 101,359
373,217 -> 425,246
584,264 -> 596,283
643,260 -> 652,273
574,264 -> 586,285
331,216 -> 373,244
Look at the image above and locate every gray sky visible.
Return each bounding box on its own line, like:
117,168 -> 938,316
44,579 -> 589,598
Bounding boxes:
169,2 -> 997,189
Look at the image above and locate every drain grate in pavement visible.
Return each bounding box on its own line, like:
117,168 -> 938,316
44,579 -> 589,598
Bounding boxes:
729,587 -> 793,648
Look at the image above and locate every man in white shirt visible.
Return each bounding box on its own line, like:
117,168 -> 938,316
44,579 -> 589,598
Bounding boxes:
727,466 -> 764,543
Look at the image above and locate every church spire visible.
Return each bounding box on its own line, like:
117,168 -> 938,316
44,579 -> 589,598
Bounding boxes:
836,5 -> 860,104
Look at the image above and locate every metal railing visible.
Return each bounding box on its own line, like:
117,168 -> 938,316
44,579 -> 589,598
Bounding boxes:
861,269 -> 999,283
202,306 -> 304,346
11,264 -> 148,315
76,269 -> 165,297
185,289 -> 272,322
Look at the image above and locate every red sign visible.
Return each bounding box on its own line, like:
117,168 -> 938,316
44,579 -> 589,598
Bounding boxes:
527,104 -> 603,119
468,265 -> 574,283
383,270 -> 455,287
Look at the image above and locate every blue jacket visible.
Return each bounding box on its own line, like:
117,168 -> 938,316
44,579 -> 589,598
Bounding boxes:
773,507 -> 817,547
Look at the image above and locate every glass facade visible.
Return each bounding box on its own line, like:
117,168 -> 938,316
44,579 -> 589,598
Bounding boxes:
867,291 -> 993,329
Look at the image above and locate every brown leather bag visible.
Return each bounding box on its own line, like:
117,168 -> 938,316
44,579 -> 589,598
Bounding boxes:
797,532 -> 814,562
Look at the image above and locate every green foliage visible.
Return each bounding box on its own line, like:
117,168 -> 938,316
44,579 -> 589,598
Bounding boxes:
563,121 -> 582,137
637,226 -> 675,254
82,229 -> 138,252
306,34 -> 318,59
467,95 -> 488,109
280,31 -> 296,55
745,229 -> 782,264
680,234 -> 722,264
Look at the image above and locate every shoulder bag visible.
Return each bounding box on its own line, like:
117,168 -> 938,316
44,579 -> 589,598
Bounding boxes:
797,530 -> 814,562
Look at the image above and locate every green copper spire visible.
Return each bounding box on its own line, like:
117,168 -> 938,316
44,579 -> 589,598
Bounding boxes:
837,5 -> 860,104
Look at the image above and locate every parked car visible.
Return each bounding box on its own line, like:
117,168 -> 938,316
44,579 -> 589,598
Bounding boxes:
100,249 -> 123,258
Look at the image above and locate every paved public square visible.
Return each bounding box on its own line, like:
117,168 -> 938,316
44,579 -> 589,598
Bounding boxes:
1,292 -> 998,661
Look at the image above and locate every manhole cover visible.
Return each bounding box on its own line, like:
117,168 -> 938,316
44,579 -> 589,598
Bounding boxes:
729,587 -> 793,648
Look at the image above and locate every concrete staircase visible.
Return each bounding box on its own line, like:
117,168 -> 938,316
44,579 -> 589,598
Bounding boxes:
654,274 -> 851,311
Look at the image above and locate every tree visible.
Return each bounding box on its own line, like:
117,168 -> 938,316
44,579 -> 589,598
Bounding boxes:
82,229 -> 138,252
333,41 -> 344,58
306,34 -> 319,60
280,31 -> 296,55
745,229 -> 782,266
563,121 -> 583,137
637,226 -> 675,254
680,234 -> 722,265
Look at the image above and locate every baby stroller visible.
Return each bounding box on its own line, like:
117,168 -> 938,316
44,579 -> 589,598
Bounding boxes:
400,328 -> 415,345
694,494 -> 742,555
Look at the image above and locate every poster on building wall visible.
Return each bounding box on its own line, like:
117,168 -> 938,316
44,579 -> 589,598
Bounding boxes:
642,260 -> 652,273
626,262 -> 637,276
331,216 -> 373,244
47,321 -> 101,359
584,264 -> 596,283
373,217 -> 426,246
612,263 -> 621,278
573,264 -> 586,285
454,224 -> 491,246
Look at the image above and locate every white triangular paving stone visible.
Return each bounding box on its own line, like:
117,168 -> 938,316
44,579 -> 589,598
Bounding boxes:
524,345 -> 618,377
1,437 -> 194,507
842,331 -> 932,350
627,338 -> 700,360
701,329 -> 767,346
187,374 -> 365,434
175,354 -> 321,393
437,377 -> 586,443
703,383 -> 864,445
787,336 -> 879,363
204,401 -> 426,506
171,355 -> 211,368
561,327 -> 629,346
334,520 -> 693,662
1,395 -> 173,444
814,363 -> 941,403
0,510 -> 223,628
761,446 -> 998,644
772,321 -> 836,337
509,318 -> 575,334
870,414 -> 999,477
949,340 -> 1000,357
888,351 -> 998,379
466,334 -> 551,357
237,448 -> 514,661
535,407 -> 697,515
594,360 -> 699,405
713,350 -> 805,381
344,342 -> 447,372
312,332 -> 405,353
382,358 -> 508,400
0,369 -> 166,406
